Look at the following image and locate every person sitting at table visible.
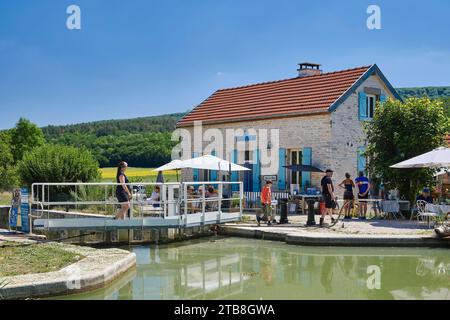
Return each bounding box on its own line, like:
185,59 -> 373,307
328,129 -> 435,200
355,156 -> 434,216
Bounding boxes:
206,186 -> 219,210
194,185 -> 204,211
416,188 -> 433,204
151,186 -> 161,208
197,185 -> 204,196
186,185 -> 196,213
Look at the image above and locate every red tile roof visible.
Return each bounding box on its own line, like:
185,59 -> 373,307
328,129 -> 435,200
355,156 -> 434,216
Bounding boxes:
177,65 -> 372,127
446,135 -> 450,147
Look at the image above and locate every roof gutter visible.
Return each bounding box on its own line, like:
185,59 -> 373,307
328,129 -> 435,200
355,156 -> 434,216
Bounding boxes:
176,109 -> 330,128
328,64 -> 403,113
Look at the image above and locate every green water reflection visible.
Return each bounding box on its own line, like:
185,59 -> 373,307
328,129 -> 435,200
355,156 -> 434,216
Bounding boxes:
60,237 -> 450,300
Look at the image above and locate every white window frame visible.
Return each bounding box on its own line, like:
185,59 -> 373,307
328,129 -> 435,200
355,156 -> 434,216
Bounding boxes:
366,94 -> 377,119
289,149 -> 302,185
240,150 -> 253,164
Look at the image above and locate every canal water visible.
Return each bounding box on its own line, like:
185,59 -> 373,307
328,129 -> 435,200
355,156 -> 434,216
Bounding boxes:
59,237 -> 450,300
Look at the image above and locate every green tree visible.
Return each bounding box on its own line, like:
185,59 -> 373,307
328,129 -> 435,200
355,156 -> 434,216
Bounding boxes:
18,144 -> 100,186
365,97 -> 450,204
11,118 -> 45,163
439,97 -> 450,118
0,132 -> 19,190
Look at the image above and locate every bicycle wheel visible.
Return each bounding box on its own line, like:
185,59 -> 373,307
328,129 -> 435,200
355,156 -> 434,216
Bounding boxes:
351,201 -> 359,218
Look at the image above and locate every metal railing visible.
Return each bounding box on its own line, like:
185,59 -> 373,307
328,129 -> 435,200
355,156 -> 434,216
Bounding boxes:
243,191 -> 290,208
30,181 -> 244,230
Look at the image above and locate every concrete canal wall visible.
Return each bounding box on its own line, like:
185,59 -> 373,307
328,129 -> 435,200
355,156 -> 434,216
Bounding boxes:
0,208 -> 218,244
219,224 -> 450,248
0,243 -> 136,300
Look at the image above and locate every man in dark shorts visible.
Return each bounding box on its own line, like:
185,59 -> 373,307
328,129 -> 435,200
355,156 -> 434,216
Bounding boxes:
320,169 -> 336,227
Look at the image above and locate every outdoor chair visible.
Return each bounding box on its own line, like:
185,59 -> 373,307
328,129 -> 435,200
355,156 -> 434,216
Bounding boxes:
380,200 -> 400,220
416,200 -> 439,228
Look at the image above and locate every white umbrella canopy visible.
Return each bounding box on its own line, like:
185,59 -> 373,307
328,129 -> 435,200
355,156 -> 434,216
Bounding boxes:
390,147 -> 450,169
153,159 -> 185,172
181,155 -> 250,172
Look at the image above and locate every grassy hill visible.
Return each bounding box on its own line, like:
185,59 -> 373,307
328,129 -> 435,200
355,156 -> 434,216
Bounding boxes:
396,86 -> 450,99
42,112 -> 186,137
43,112 -> 187,168
396,87 -> 450,118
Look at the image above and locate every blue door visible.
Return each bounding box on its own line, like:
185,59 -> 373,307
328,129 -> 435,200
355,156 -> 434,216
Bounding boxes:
243,163 -> 253,192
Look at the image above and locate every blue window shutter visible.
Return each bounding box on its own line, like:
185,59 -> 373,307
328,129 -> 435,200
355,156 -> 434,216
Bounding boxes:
357,147 -> 366,174
211,150 -> 218,181
231,150 -> 239,192
192,152 -> 199,181
252,149 -> 261,192
359,92 -> 367,120
278,148 -> 286,191
380,94 -> 387,103
302,147 -> 312,189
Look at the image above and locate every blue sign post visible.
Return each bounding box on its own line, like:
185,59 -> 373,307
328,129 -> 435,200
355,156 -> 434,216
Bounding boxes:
9,207 -> 18,229
20,188 -> 30,233
9,189 -> 21,230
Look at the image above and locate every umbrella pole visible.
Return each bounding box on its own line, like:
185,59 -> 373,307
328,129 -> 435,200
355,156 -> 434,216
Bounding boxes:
229,160 -> 232,198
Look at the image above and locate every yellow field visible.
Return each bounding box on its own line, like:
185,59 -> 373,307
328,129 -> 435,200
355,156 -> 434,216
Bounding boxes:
100,167 -> 179,182
0,191 -> 11,205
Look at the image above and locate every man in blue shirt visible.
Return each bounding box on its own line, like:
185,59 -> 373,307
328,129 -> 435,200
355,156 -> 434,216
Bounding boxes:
355,171 -> 370,219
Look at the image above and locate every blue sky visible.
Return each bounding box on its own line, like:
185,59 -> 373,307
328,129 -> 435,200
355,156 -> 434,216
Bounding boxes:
0,0 -> 449,129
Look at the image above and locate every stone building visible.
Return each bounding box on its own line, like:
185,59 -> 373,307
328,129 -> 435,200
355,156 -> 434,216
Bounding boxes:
176,63 -> 402,194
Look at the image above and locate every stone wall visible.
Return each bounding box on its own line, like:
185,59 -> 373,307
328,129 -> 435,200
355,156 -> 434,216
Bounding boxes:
330,74 -> 394,190
180,113 -> 333,189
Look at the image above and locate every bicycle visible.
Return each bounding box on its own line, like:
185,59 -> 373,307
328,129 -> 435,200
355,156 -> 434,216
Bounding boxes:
328,198 -> 359,227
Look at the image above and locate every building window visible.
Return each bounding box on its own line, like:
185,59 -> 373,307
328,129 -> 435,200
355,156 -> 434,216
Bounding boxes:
289,150 -> 302,185
244,150 -> 251,162
366,94 -> 377,119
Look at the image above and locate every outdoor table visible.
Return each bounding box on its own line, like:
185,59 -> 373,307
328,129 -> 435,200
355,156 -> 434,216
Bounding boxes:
437,204 -> 450,214
357,199 -> 405,219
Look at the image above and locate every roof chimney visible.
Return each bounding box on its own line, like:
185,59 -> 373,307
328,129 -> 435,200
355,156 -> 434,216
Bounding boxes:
297,62 -> 322,77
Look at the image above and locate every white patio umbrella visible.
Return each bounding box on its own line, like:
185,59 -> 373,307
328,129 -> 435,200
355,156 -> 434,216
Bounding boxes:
390,147 -> 450,169
184,155 -> 249,193
153,159 -> 184,182
181,155 -> 250,172
153,156 -> 249,183
153,159 -> 185,172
